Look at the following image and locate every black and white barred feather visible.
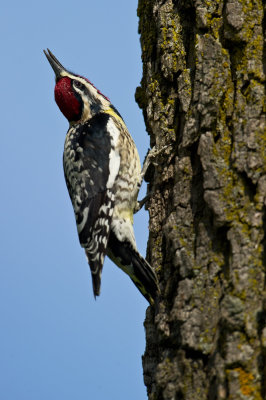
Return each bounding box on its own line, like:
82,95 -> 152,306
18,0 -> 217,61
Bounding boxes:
45,49 -> 159,304
63,113 -> 117,295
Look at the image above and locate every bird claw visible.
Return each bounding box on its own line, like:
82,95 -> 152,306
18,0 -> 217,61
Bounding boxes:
141,144 -> 169,180
134,194 -> 151,214
134,144 -> 169,214
146,144 -> 168,162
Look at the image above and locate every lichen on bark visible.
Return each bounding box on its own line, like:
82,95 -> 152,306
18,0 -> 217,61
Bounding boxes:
136,0 -> 266,399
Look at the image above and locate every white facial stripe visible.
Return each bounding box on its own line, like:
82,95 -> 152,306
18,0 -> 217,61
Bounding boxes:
60,71 -> 98,99
74,80 -> 98,98
60,71 -> 86,84
62,74 -> 109,120
80,91 -> 93,120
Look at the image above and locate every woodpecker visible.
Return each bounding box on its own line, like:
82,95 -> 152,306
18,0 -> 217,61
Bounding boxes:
44,49 -> 159,304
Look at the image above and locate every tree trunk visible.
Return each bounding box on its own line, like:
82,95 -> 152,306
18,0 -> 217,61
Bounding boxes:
136,0 -> 266,399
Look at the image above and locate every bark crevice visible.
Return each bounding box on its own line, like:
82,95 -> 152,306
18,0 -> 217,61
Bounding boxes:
137,1 -> 266,398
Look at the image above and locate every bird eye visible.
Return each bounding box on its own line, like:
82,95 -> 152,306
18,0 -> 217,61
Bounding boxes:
74,80 -> 83,89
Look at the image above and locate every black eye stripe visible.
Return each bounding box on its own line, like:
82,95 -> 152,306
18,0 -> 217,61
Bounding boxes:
74,80 -> 84,89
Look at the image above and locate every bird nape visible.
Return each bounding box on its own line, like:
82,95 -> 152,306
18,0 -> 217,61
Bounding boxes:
44,49 -> 159,305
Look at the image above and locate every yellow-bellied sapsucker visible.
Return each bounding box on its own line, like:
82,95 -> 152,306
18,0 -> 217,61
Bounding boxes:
44,49 -> 159,304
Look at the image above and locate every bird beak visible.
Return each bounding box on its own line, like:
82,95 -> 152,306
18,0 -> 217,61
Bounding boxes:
43,49 -> 66,79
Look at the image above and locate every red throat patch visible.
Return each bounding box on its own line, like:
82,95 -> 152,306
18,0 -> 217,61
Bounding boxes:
54,77 -> 81,121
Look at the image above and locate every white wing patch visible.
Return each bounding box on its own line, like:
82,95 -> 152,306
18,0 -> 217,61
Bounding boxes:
106,118 -> 120,189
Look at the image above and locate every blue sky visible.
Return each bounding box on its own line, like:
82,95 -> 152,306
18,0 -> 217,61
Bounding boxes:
0,2 -> 150,399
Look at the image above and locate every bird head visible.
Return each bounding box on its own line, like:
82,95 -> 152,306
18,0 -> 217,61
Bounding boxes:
44,49 -> 110,124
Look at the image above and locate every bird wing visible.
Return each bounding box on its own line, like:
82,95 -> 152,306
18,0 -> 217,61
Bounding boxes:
63,113 -> 120,296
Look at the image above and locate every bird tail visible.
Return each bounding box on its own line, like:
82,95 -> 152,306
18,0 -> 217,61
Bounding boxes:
90,263 -> 102,298
85,251 -> 104,299
107,231 -> 159,305
128,249 -> 159,305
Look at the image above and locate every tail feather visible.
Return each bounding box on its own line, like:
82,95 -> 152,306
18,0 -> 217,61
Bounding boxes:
91,265 -> 101,298
107,231 -> 159,304
129,251 -> 159,304
85,251 -> 104,299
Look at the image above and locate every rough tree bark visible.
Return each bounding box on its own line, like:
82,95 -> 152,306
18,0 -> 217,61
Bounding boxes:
135,0 -> 266,399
